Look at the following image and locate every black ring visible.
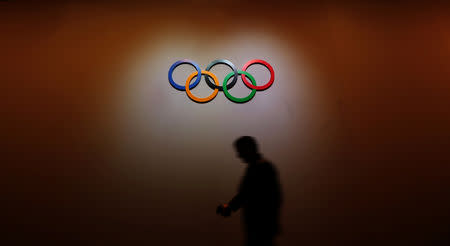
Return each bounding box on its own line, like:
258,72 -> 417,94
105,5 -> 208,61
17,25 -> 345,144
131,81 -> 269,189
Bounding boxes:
205,59 -> 238,91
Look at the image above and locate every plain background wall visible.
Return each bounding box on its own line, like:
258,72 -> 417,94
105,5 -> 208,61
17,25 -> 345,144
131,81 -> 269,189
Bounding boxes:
2,1 -> 450,245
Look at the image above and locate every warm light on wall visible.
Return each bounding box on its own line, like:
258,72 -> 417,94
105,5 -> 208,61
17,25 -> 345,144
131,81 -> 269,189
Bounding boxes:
112,23 -> 324,178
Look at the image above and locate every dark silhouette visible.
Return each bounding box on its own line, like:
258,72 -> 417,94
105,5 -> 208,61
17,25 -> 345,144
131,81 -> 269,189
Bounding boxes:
217,136 -> 282,246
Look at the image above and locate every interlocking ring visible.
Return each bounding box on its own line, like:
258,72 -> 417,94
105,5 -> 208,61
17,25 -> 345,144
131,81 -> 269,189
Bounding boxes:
168,59 -> 274,103
205,59 -> 238,91
223,71 -> 257,103
241,59 -> 275,91
185,70 -> 219,103
168,59 -> 202,90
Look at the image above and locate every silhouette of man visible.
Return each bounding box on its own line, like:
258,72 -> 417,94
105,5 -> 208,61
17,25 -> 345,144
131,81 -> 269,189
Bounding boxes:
217,136 -> 282,246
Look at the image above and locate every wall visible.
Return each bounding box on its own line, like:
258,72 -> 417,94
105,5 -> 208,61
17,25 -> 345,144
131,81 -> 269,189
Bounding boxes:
2,1 -> 450,245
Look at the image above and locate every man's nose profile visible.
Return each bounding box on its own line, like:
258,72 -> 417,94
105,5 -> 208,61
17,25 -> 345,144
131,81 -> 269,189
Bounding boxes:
216,136 -> 282,246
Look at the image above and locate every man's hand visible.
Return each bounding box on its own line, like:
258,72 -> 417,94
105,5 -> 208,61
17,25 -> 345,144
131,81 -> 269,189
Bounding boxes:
216,203 -> 231,217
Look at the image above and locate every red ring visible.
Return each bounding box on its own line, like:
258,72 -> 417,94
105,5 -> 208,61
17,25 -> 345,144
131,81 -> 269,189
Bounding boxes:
241,59 -> 275,90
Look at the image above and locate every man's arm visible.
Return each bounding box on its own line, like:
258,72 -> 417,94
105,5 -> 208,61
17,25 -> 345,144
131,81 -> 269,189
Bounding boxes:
217,169 -> 249,217
216,188 -> 245,217
228,170 -> 250,212
228,191 -> 244,212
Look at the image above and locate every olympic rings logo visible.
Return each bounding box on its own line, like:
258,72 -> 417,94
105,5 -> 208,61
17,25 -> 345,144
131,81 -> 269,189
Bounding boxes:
168,59 -> 274,103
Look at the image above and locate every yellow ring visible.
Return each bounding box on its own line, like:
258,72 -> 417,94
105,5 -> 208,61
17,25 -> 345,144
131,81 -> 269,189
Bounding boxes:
185,70 -> 219,103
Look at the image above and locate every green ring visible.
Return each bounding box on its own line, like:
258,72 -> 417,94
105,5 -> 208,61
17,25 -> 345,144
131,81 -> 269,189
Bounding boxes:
223,71 -> 257,103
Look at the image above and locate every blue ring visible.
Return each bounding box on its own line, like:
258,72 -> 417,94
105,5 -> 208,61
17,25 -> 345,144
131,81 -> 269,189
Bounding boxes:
168,59 -> 201,91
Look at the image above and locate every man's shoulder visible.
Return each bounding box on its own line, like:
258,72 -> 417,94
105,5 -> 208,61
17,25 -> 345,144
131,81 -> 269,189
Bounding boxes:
256,159 -> 277,172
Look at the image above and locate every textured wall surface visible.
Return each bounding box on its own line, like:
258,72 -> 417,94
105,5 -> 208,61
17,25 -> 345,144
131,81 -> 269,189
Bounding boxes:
2,1 -> 450,245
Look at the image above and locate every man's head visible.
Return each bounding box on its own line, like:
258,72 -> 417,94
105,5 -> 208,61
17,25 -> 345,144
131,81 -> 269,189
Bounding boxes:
233,136 -> 260,163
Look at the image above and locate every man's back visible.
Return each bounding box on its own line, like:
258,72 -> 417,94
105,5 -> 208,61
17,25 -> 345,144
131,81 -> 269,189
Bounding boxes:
231,160 -> 282,236
216,136 -> 282,246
